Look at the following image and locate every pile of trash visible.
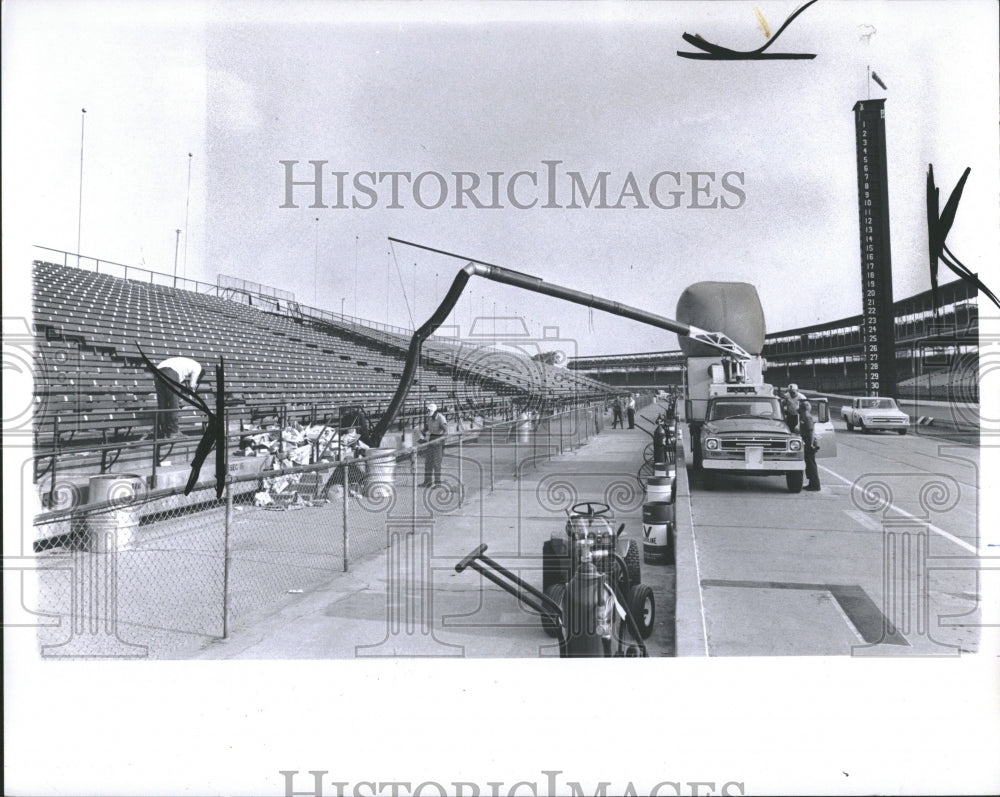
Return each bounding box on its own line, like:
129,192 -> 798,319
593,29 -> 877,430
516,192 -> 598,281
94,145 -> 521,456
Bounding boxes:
236,421 -> 369,506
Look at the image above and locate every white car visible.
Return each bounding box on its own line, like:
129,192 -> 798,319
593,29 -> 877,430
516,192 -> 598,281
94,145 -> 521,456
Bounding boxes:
840,397 -> 910,435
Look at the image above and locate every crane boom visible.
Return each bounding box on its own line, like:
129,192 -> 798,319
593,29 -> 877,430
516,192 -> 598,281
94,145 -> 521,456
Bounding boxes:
365,238 -> 750,446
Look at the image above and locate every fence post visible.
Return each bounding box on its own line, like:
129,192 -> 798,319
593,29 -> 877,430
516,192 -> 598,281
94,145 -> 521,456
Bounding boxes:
223,479 -> 232,639
489,424 -> 495,492
151,413 -> 159,485
532,413 -> 537,471
49,416 -> 60,508
513,420 -> 519,481
410,448 -> 417,530
342,461 -> 349,572
559,411 -> 564,455
457,429 -> 464,508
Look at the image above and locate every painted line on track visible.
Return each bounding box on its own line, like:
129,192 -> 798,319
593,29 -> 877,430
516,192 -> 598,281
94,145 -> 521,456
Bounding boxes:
819,464 -> 977,555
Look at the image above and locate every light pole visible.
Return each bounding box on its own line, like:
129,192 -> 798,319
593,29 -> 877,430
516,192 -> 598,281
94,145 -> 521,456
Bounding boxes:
341,297 -> 345,317
77,108 -> 86,265
183,153 -> 192,279
173,229 -> 182,287
313,217 -> 319,306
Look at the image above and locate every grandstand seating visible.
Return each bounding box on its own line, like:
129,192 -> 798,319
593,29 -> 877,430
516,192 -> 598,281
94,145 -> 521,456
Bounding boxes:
32,261 -> 610,465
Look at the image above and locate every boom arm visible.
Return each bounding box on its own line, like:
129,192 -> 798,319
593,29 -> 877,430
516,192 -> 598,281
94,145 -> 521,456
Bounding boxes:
365,238 -> 750,447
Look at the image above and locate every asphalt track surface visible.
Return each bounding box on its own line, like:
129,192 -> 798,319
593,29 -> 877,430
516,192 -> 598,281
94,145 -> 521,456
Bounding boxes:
686,417 -> 984,656
189,403 -> 987,659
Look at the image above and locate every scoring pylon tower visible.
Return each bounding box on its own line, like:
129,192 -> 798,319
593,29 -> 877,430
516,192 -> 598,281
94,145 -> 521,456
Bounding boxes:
852,98 -> 897,397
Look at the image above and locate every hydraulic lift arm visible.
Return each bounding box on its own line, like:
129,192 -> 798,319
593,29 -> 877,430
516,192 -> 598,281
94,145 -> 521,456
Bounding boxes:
365,238 -> 750,447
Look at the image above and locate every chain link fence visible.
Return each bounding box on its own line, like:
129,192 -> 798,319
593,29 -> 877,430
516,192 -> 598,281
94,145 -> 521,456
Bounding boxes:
26,404 -> 608,658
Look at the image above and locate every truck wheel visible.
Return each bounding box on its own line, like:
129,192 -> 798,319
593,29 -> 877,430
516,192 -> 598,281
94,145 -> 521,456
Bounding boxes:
703,470 -> 716,491
845,420 -> 854,431
628,584 -> 655,640
786,471 -> 804,493
897,428 -> 907,436
859,420 -> 869,434
541,583 -> 565,638
623,539 -> 642,592
542,539 -> 569,592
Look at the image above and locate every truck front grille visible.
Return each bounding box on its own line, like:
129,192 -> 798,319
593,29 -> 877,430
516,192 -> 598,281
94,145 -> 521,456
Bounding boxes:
719,437 -> 788,452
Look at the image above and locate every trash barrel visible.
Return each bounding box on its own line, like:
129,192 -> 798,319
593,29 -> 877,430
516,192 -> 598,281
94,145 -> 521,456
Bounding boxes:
646,475 -> 675,505
364,448 -> 397,499
642,501 -> 675,565
87,474 -> 144,552
517,412 -> 532,444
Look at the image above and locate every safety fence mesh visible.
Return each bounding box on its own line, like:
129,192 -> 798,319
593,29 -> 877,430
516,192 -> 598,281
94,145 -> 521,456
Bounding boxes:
24,404 -> 607,658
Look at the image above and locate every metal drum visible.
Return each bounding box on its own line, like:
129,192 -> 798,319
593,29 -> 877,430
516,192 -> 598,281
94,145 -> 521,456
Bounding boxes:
642,501 -> 675,565
365,448 -> 398,500
646,475 -> 675,505
87,474 -> 144,552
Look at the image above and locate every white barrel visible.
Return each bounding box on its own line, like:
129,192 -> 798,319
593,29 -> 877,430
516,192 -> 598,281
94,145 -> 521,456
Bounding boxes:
517,413 -> 532,444
646,476 -> 675,505
653,462 -> 667,477
642,501 -> 675,565
87,474 -> 144,552
365,448 -> 397,484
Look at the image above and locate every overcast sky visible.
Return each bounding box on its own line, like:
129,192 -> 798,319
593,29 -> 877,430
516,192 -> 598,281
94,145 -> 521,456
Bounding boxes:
4,0 -> 998,355
4,4 -> 1000,795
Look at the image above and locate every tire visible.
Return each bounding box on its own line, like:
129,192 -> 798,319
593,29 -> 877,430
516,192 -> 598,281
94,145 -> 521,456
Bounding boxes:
622,539 -> 642,592
897,428 -> 907,436
786,470 -> 803,493
541,583 -> 565,638
703,469 -> 716,491
542,539 -> 570,592
845,419 -> 854,431
859,420 -> 868,434
628,584 -> 655,640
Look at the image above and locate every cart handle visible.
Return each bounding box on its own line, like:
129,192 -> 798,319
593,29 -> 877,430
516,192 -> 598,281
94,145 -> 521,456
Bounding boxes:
455,543 -> 488,573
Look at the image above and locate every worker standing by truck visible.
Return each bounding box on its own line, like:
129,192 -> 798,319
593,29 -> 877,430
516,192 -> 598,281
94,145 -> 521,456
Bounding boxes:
782,384 -> 803,431
798,400 -> 821,491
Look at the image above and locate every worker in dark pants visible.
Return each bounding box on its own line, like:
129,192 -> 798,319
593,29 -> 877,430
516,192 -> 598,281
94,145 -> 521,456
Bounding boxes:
626,394 -> 636,429
798,400 -> 821,491
155,356 -> 203,437
419,402 -> 447,486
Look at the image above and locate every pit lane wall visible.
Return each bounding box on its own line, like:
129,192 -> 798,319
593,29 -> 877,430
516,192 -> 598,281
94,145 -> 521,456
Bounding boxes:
671,431 -> 708,656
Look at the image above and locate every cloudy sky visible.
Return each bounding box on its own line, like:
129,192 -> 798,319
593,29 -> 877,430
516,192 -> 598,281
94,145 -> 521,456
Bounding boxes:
4,0 -> 998,356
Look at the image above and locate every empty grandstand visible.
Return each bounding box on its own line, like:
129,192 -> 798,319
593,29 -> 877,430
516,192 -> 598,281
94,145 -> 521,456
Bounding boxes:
569,278 -> 979,403
32,254 -> 612,488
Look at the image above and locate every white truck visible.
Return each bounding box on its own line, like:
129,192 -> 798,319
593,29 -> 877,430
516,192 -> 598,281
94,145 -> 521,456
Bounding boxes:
841,397 -> 910,434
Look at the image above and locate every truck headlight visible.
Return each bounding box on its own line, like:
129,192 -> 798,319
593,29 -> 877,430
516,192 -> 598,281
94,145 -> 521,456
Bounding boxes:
789,439 -> 802,452
704,437 -> 720,451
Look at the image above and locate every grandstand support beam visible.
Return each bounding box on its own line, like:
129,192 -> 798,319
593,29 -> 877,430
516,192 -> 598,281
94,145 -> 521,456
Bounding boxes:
366,238 -> 750,447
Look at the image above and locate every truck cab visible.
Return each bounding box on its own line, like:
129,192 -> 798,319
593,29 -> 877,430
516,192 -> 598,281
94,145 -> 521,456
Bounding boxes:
698,383 -> 806,493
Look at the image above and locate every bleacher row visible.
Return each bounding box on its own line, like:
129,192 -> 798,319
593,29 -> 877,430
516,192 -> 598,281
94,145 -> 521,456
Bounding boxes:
31,261 -> 611,455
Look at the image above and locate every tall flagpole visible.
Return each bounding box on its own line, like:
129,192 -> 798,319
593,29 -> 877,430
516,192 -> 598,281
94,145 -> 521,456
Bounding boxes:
354,235 -> 359,316
77,108 -> 87,264
183,153 -> 192,279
